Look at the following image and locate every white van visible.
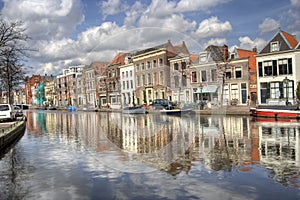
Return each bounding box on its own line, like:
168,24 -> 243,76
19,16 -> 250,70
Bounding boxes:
0,104 -> 16,122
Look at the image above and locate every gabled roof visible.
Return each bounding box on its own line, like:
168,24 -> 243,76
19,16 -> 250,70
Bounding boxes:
109,52 -> 131,65
189,54 -> 199,64
259,30 -> 298,54
205,45 -> 224,62
134,40 -> 189,57
173,41 -> 189,56
236,48 -> 256,58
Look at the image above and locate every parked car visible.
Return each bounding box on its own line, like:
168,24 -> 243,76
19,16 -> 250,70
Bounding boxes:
0,104 -> 16,122
14,106 -> 23,117
151,99 -> 177,110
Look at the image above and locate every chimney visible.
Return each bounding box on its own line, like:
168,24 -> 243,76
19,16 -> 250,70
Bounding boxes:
252,46 -> 257,52
222,44 -> 229,61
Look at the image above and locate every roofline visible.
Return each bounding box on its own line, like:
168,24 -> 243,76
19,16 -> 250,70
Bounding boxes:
255,49 -> 298,57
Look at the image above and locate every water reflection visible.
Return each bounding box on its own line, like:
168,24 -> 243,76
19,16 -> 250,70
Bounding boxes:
24,110 -> 300,187
254,118 -> 300,186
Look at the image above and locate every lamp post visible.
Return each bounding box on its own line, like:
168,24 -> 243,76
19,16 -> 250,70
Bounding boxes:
199,83 -> 203,110
283,77 -> 289,105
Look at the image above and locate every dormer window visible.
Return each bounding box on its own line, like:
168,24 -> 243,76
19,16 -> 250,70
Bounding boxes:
270,41 -> 279,52
199,53 -> 207,63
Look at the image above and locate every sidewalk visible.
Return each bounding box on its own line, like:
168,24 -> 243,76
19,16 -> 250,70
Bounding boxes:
194,105 -> 251,116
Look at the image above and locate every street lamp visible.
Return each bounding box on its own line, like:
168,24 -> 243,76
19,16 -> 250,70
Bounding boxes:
283,77 -> 289,105
199,83 -> 203,110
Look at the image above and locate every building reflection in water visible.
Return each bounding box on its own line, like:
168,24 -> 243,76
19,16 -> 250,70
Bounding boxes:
25,111 -> 300,186
253,118 -> 300,186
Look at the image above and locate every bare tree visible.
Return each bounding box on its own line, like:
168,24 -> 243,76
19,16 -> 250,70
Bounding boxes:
0,19 -> 30,104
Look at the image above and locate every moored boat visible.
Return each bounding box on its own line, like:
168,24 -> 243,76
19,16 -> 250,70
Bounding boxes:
160,107 -> 195,116
250,103 -> 300,119
122,105 -> 146,114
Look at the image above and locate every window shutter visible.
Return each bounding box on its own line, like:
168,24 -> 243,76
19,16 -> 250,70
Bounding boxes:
288,58 -> 293,74
258,62 -> 263,77
272,60 -> 277,76
266,83 -> 270,99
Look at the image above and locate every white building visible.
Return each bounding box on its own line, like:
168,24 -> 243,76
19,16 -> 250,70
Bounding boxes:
120,56 -> 135,107
256,30 -> 300,104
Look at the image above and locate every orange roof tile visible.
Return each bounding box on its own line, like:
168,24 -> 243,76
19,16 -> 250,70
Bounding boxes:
110,52 -> 131,65
236,49 -> 256,58
282,31 -> 298,49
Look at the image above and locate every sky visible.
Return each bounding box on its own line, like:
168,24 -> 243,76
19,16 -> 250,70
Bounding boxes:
0,0 -> 299,76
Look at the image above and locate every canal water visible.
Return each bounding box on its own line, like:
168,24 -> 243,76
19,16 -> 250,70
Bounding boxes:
1,110 -> 300,199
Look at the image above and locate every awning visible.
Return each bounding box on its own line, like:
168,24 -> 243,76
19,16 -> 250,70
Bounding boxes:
194,85 -> 218,94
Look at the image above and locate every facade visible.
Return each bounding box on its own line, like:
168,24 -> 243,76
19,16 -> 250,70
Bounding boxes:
190,45 -> 227,106
24,75 -> 43,105
82,61 -> 109,109
223,48 -> 257,106
98,53 -> 130,109
56,65 -> 84,107
169,53 -> 194,104
133,40 -> 189,105
120,56 -> 135,106
256,30 -> 299,105
13,88 -> 26,105
44,78 -> 56,106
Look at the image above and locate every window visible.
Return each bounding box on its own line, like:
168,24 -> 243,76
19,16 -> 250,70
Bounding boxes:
126,81 -> 129,89
223,85 -> 229,102
225,69 -> 231,79
211,69 -> 217,81
278,59 -> 288,75
199,53 -> 207,63
174,63 -> 179,70
147,74 -> 151,84
174,76 -> 179,88
201,70 -> 207,82
141,63 -> 145,70
130,80 -> 133,89
147,61 -> 151,69
136,64 -> 140,71
142,75 -> 145,85
126,71 -> 128,78
181,62 -> 186,70
122,72 -> 125,78
160,71 -> 164,84
130,70 -> 132,77
153,60 -> 157,67
191,71 -> 197,83
271,41 -> 279,52
137,76 -> 140,86
159,58 -> 163,66
182,75 -> 187,87
263,61 -> 272,76
270,82 -> 281,99
231,84 -> 238,99
235,67 -> 242,78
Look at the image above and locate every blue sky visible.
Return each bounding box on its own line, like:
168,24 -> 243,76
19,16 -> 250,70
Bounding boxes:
0,0 -> 299,75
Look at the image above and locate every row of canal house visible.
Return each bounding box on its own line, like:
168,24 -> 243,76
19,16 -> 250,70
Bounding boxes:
23,29 -> 300,109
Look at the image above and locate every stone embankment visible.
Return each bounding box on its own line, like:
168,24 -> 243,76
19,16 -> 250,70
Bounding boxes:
0,116 -> 27,151
29,105 -> 252,116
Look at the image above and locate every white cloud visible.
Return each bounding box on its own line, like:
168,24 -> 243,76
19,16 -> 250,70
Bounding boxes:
124,1 -> 145,27
101,0 -> 129,18
238,36 -> 266,51
204,38 -> 227,47
259,18 -> 280,34
176,0 -> 231,12
288,0 -> 300,31
1,0 -> 84,40
193,16 -> 232,39
291,0 -> 300,9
